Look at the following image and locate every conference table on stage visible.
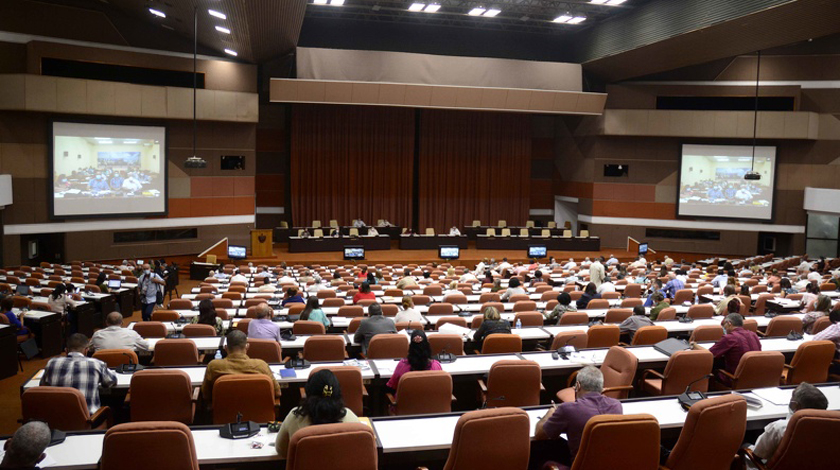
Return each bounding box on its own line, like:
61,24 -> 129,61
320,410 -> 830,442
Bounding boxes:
463,226 -> 569,240
398,234 -> 468,250
475,234 -> 601,251
275,225 -> 403,242
287,234 -> 392,253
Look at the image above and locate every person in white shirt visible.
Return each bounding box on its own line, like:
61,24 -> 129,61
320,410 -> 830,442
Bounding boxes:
459,271 -> 478,283
246,262 -> 255,274
500,278 -> 526,301
663,256 -> 675,267
213,270 -> 228,280
606,255 -> 619,266
306,275 -> 326,293
449,226 -> 461,236
378,219 -> 394,227
747,383 -> 828,469
367,226 -> 379,237
589,258 -> 606,288
90,312 -> 150,352
563,258 -> 577,270
353,219 -> 366,228
254,267 -> 271,278
258,278 -> 278,293
496,258 -> 512,274
597,277 -> 616,295
807,267 -> 822,282
230,270 -> 248,284
473,259 -> 488,276
277,271 -> 296,284
797,259 -> 812,275
580,257 -> 592,268
394,296 -> 423,323
711,270 -> 728,288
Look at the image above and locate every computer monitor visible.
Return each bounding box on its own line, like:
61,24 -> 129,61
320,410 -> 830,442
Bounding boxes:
639,243 -> 649,256
15,284 -> 30,296
439,246 -> 460,260
344,246 -> 365,260
107,279 -> 122,290
528,245 -> 547,258
228,245 -> 247,260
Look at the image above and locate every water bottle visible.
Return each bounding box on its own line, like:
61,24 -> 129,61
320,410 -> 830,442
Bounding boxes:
515,318 -> 522,329
214,349 -> 222,360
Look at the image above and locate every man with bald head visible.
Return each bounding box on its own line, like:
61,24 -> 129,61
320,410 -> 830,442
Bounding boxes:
90,311 -> 149,352
247,302 -> 281,342
1,421 -> 51,469
138,263 -> 165,321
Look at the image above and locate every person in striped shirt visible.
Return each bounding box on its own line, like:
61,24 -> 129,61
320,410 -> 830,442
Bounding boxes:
39,333 -> 117,414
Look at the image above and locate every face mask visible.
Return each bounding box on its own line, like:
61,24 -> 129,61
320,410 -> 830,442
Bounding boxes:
145,270 -> 151,275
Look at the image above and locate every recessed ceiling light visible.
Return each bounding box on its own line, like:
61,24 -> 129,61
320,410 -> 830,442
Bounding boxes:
484,8 -> 501,17
569,16 -> 587,24
208,9 -> 226,19
313,0 -> 328,4
424,3 -> 441,12
224,49 -> 238,56
149,8 -> 166,18
409,3 -> 425,11
468,7 -> 486,16
215,26 -> 231,34
330,0 -> 345,5
553,15 -> 572,23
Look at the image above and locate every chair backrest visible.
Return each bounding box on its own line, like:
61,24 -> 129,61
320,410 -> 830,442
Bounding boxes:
765,316 -> 803,337
182,324 -> 217,337
686,304 -> 715,319
306,366 -> 365,417
428,303 -> 454,315
785,341 -> 835,385
100,421 -> 199,470
632,326 -> 668,346
154,339 -> 200,366
394,370 -> 452,415
731,351 -> 786,389
571,414 -> 660,470
442,408 -> 530,470
436,317 -> 467,330
93,349 -> 139,367
620,298 -> 643,308
293,320 -> 326,335
623,284 -> 642,298
689,325 -> 724,343
212,298 -> 234,309
168,299 -> 193,310
674,289 -> 695,305
765,409 -> 840,470
366,334 -> 409,359
286,423 -> 377,470
586,299 -> 610,310
485,360 -> 541,408
559,312 -> 590,325
501,228 -> 511,237
753,294 -> 775,316
660,349 -> 714,395
212,375 -> 276,424
428,334 -> 465,356
247,338 -> 283,363
657,307 -> 677,321
303,335 -> 347,362
604,308 -> 632,324
338,305 -> 366,317
601,346 -> 638,399
444,293 -> 468,304
481,334 -> 522,354
513,312 -> 543,327
664,395 -> 747,470
810,316 -> 832,334
586,325 -> 620,349
579,229 -> 590,237
21,387 -> 92,431
132,322 -> 167,338
129,369 -> 194,424
549,330 -> 588,350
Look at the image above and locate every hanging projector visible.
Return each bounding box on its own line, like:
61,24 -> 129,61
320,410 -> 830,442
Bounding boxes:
744,171 -> 761,180
185,155 -> 207,168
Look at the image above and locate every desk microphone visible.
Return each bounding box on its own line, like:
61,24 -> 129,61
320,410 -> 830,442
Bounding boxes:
483,395 -> 505,409
435,347 -> 457,364
677,374 -> 712,410
554,336 -> 577,360
116,352 -> 144,374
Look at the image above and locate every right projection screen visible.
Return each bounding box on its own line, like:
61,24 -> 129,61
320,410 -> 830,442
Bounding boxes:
678,144 -> 777,221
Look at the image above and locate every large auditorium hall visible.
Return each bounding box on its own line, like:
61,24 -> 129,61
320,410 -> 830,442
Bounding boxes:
1,1 -> 840,469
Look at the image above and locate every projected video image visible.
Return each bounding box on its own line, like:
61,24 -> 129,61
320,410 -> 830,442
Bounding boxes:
678,144 -> 776,221
52,122 -> 166,217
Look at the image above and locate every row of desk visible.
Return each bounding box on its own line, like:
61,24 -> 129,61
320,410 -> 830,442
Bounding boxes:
475,235 -> 600,251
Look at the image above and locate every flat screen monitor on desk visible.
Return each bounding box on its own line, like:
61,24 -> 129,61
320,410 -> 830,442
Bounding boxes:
15,284 -> 30,296
107,279 -> 121,290
439,246 -> 460,260
639,243 -> 648,256
228,245 -> 247,260
344,246 -> 365,260
528,245 -> 547,258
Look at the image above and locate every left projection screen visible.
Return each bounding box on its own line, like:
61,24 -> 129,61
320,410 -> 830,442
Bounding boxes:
51,122 -> 167,218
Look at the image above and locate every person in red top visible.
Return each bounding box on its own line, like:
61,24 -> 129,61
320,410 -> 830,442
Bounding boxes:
352,281 -> 376,304
385,329 -> 442,392
705,313 -> 761,386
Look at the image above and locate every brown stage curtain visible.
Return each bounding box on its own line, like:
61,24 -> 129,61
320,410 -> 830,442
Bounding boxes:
417,110 -> 532,232
290,104 -> 415,228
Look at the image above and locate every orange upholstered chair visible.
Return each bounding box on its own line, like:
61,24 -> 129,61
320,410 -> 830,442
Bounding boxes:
714,351 -> 785,390
629,325 -> 668,346
428,334 -> 465,356
129,369 -> 196,424
182,324 -> 216,337
387,370 -> 452,416
586,324 -> 620,348
642,349 -> 714,396
513,311 -> 544,327
604,309 -> 633,324
549,330 -> 588,350
167,299 -> 193,310
151,310 -> 180,322
153,339 -> 200,366
479,360 -> 542,408
286,423 -> 377,470
585,299 -> 610,310
570,414 -> 660,470
365,334 -> 409,359
93,349 -> 138,368
293,320 -> 326,335
303,335 -> 347,362
557,346 -> 637,402
133,321 -> 167,338
21,387 -> 112,431
740,409 -> 840,470
480,334 -> 522,354
656,307 -> 678,321
436,317 -> 467,330
247,338 -> 283,363
761,316 -> 803,337
426,408 -> 531,470
308,366 -> 366,417
781,341 -> 836,385
212,374 -> 277,424
100,421 -> 198,470
687,304 -> 715,319
559,312 -> 590,325
662,395 -> 747,470
428,303 -> 454,315
689,325 -> 724,343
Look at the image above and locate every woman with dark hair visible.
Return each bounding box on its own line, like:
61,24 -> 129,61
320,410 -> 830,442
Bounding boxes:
803,295 -> 832,333
472,306 -> 511,349
192,298 -> 223,335
779,278 -> 797,297
47,283 -> 77,314
576,282 -> 601,310
366,272 -> 377,285
300,297 -> 329,328
482,270 -> 494,285
386,329 -> 441,391
281,287 -> 305,307
501,277 -> 526,301
545,292 -> 577,323
352,281 -> 376,304
95,272 -> 110,293
739,284 -> 751,296
275,369 -> 359,458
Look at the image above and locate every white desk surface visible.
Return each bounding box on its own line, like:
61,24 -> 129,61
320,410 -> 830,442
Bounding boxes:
145,337 -> 224,352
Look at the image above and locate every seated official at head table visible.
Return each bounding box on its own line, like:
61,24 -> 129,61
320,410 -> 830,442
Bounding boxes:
201,330 -> 280,401
39,333 -> 117,414
89,311 -> 150,352
275,369 -> 360,458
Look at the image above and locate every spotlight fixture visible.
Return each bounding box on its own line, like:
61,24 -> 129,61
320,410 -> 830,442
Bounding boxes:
468,7 -> 486,16
149,8 -> 166,18
425,3 -> 441,12
409,3 -> 425,11
484,8 -> 501,17
208,9 -> 226,19
469,6 -> 500,17
215,26 -> 231,34
553,15 -> 572,23
409,3 -> 441,12
553,15 -> 586,24
185,156 -> 207,169
224,49 -> 238,56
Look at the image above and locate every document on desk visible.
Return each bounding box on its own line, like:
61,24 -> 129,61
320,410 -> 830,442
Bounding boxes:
343,359 -> 371,371
750,387 -> 793,406
567,350 -> 608,366
438,323 -> 471,338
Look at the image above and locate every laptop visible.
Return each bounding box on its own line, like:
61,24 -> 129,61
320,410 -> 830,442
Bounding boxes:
653,338 -> 691,357
15,284 -> 31,296
107,279 -> 122,290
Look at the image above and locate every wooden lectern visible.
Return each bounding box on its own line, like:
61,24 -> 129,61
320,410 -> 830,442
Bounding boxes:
250,229 -> 273,258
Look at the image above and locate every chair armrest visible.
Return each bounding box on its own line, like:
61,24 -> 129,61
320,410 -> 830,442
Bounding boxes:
539,382 -> 546,392
565,370 -> 579,388
642,369 -> 665,381
451,394 -> 457,402
757,330 -> 767,337
618,342 -> 630,347
299,386 -> 306,399
783,363 -> 794,370
477,379 -> 488,393
718,369 -> 737,380
191,387 -> 200,403
362,385 -> 368,397
601,385 -> 635,395
124,392 -> 131,404
386,393 -> 397,406
739,447 -> 768,470
89,405 -> 113,428
344,350 -> 349,359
